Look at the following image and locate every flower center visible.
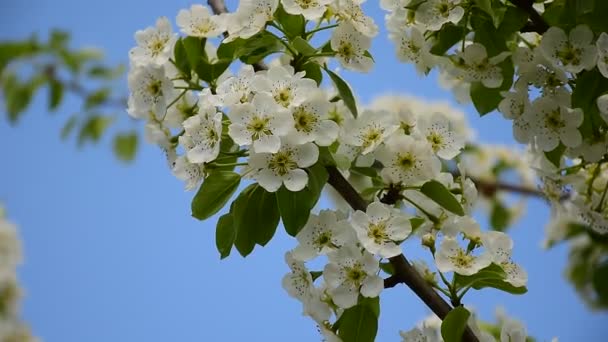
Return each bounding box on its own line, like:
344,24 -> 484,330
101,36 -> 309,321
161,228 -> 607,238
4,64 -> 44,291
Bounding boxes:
268,150 -> 297,176
293,107 -> 318,133
449,249 -> 474,268
397,152 -> 416,170
361,127 -> 383,150
247,116 -> 272,140
544,109 -> 565,131
427,132 -> 444,152
367,221 -> 388,244
274,88 -> 293,107
314,231 -> 333,249
346,263 -> 366,285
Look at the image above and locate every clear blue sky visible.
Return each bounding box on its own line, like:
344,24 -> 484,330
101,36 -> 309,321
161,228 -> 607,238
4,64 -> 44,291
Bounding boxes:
1,1 -> 606,341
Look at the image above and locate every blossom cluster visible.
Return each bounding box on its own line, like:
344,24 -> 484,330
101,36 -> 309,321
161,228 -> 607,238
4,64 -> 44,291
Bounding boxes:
0,207 -> 37,342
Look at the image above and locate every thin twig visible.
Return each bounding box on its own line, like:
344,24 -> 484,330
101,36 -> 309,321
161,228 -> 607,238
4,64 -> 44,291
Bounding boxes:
508,0 -> 549,34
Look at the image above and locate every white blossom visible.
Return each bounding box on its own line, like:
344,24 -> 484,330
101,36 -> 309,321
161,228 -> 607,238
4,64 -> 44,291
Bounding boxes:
389,27 -> 435,74
178,106 -> 222,164
293,210 -> 355,260
227,93 -> 293,153
376,134 -> 440,185
217,65 -> 257,106
597,94 -> 608,124
415,111 -> 464,160
500,319 -> 527,342
540,25 -> 597,73
527,95 -> 583,151
323,245 -> 383,308
341,109 -> 399,155
452,43 -> 510,88
290,90 -> 340,146
127,65 -> 175,120
253,65 -> 318,108
333,0 -> 378,37
129,17 -> 176,66
164,91 -> 197,129
172,156 -> 205,190
176,4 -> 226,38
351,201 -> 412,258
416,0 -> 464,31
596,32 -> 608,78
225,0 -> 279,42
331,22 -> 374,72
248,138 -> 319,192
483,232 -> 528,287
435,238 -> 492,276
282,0 -> 332,20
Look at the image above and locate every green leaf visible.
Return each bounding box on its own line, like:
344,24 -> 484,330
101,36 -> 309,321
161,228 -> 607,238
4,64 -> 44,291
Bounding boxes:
276,187 -> 313,236
490,200 -> 510,231
441,306 -> 471,342
173,38 -> 191,76
60,116 -> 78,140
420,180 -> 465,216
232,184 -> 258,257
572,70 -> 608,139
112,132 -> 138,162
379,262 -> 394,275
182,36 -> 206,70
275,4 -> 305,39
191,171 -> 241,220
474,0 -> 494,23
77,115 -> 112,145
455,264 -> 528,295
235,32 -> 285,64
84,88 -> 110,110
0,38 -> 39,73
196,59 -> 232,84
216,213 -> 235,259
544,144 -> 565,168
292,37 -> 316,56
468,278 -> 528,294
337,301 -> 379,342
324,68 -> 358,118
310,271 -> 323,281
87,64 -> 126,80
4,79 -> 36,123
496,6 -> 529,36
593,261 -> 608,306
300,61 -> 322,85
430,24 -> 465,55
48,78 -> 63,110
250,186 -> 281,246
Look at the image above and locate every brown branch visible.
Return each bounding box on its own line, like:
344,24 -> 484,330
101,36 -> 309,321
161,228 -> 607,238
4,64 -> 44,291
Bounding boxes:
508,0 -> 549,34
326,166 -> 480,342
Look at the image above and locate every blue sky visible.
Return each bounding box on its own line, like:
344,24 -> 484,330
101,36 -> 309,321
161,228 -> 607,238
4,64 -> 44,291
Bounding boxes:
1,0 -> 607,341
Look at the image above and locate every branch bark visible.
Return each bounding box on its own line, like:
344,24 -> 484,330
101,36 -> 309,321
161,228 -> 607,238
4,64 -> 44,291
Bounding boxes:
508,0 -> 549,34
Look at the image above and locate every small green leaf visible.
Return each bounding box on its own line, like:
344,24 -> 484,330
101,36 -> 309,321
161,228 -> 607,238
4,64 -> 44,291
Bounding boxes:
310,271 -> 323,281
420,180 -> 465,216
276,187 -> 313,236
300,62 -> 322,85
490,200 -> 510,231
77,115 -> 112,145
324,68 -> 358,118
337,301 -> 378,342
113,132 -> 138,162
544,144 -> 565,168
60,116 -> 78,140
473,0 -> 494,23
182,36 -> 206,70
235,32 -> 285,64
48,78 -> 63,110
441,306 -> 471,342
379,262 -> 394,275
196,58 -> 232,84
216,213 -> 235,259
430,24 -> 465,55
250,186 -> 281,246
84,88 -> 110,110
292,37 -> 316,56
275,4 -> 305,39
455,264 -> 528,295
173,38 -> 190,76
191,171 -> 241,220
232,185 -> 258,257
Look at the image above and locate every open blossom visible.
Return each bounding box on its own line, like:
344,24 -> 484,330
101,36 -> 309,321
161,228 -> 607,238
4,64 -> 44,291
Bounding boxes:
597,94 -> 608,124
435,238 -> 492,276
540,25 -> 597,73
289,90 -> 340,145
225,0 -> 278,42
416,0 -> 464,31
282,252 -> 331,323
217,65 -> 256,106
415,111 -> 464,160
501,319 -> 527,342
164,91 -> 197,129
129,17 -> 176,66
248,138 -> 319,192
331,22 -> 373,72
0,215 -> 21,273
597,32 -> 608,78
341,109 -> 399,155
282,0 -> 332,20
351,201 -> 412,258
178,105 -> 222,164
389,27 -> 435,74
253,65 -> 318,108
498,89 -> 533,144
452,43 -> 510,88
176,4 -> 226,38
483,231 -> 528,287
293,210 -> 355,261
332,0 -> 378,37
227,93 -> 293,153
399,326 -> 439,342
527,95 -> 583,151
127,65 -> 175,120
323,245 -> 383,309
376,134 -> 440,185
172,155 -> 205,190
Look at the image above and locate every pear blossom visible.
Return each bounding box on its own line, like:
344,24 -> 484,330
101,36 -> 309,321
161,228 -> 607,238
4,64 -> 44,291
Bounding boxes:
282,0 -> 332,20
415,112 -> 464,160
225,0 -> 279,42
176,4 -> 226,38
399,326 -> 439,342
389,27 -> 435,74
351,201 -> 412,258
376,135 -> 440,185
498,89 -> 534,144
333,0 -> 378,37
172,155 -> 205,190
331,22 -> 373,72
217,65 -> 257,105
127,65 -> 175,120
164,91 -> 197,129
435,238 -> 492,276
597,94 -> 608,124
0,217 -> 21,273
527,96 -> 583,151
500,319 -> 527,342
178,106 -> 222,164
452,43 -> 510,88
227,93 -> 293,153
129,17 -> 176,66
341,109 -> 399,155
290,91 -> 340,145
253,65 -> 318,108
539,25 -> 597,73
596,32 -> 608,78
282,252 -> 331,323
323,245 -> 383,308
293,210 -> 355,261
248,138 -> 319,192
483,231 -> 527,287
416,0 -> 464,31
144,120 -> 171,148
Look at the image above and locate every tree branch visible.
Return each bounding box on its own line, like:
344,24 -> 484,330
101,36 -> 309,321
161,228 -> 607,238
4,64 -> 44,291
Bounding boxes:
508,0 -> 549,34
326,166 -> 480,342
